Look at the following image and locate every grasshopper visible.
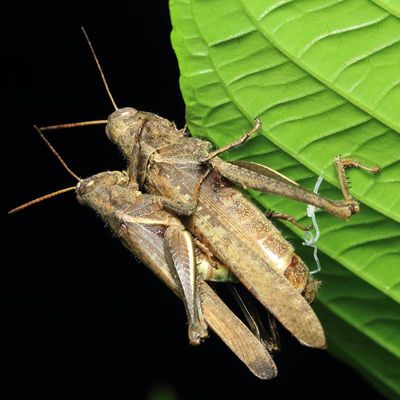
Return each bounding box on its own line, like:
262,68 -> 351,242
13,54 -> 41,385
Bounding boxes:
76,171 -> 280,378
105,107 -> 377,349
32,30 -> 380,370
9,129 -> 278,379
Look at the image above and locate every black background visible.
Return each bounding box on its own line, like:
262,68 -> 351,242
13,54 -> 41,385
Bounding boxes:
4,2 -> 384,399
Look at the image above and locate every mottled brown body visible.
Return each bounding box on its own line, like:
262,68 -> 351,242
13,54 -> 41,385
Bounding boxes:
107,109 -> 315,295
146,147 -> 322,345
152,166 -> 316,301
11,32 -> 380,381
106,108 -> 326,348
76,170 -> 277,378
12,106 -> 377,378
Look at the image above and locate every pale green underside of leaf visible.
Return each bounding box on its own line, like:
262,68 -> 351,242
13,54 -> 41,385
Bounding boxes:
171,0 -> 400,223
243,0 -> 400,132
287,229 -> 400,399
172,0 -> 400,301
314,302 -> 400,400
170,0 -> 400,396
371,0 -> 400,18
244,141 -> 400,302
170,0 -> 400,301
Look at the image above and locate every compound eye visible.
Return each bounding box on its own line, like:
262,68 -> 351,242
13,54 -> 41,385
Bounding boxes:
109,107 -> 138,121
106,107 -> 138,143
119,107 -> 138,118
76,180 -> 95,196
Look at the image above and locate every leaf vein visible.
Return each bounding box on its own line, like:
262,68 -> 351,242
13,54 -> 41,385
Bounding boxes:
299,15 -> 390,58
298,118 -> 372,153
373,79 -> 400,110
258,0 -> 295,21
227,59 -> 290,86
332,38 -> 400,82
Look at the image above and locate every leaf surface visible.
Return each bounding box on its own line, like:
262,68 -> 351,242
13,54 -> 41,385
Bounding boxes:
170,0 -> 400,396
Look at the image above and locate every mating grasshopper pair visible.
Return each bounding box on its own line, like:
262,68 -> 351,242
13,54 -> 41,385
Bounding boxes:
104,106 -> 378,349
10,31 -> 380,379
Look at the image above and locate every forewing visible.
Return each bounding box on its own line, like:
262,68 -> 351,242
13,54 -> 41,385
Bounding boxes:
193,174 -> 326,348
119,206 -> 277,377
201,282 -> 277,379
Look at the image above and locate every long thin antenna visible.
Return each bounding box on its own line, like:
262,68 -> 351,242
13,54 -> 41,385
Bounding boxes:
81,26 -> 118,111
40,120 -> 108,131
8,187 -> 76,214
34,125 -> 81,181
9,127 -> 81,215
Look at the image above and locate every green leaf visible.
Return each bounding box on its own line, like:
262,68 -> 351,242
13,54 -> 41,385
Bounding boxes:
371,0 -> 400,18
287,227 -> 400,399
170,0 -> 400,396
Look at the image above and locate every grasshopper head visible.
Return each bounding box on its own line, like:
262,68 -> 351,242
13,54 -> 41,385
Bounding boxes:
77,171 -> 141,234
106,107 -> 140,157
106,107 -> 183,160
76,171 -> 129,207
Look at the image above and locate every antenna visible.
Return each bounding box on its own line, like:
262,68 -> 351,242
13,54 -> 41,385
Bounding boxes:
34,126 -> 81,181
81,26 -> 118,111
8,187 -> 76,214
39,120 -> 108,131
37,28 -> 119,134
8,127 -> 81,214
10,28 -> 118,214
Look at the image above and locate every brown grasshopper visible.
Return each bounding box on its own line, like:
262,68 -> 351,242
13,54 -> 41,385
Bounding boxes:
105,107 -> 377,350
33,30 -> 380,369
9,129 -> 278,379
76,171 -> 280,378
